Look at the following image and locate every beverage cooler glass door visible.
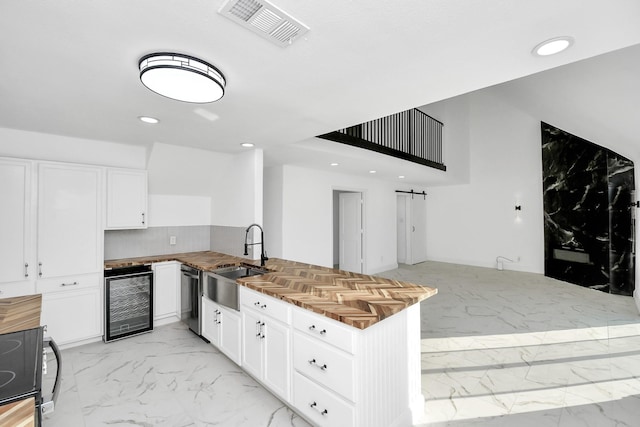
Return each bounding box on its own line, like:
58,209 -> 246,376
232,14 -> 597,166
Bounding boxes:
104,267 -> 154,342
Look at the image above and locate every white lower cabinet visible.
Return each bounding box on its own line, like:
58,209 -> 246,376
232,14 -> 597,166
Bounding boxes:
293,372 -> 355,427
240,287 -> 291,402
39,274 -> 102,345
202,297 -> 242,365
231,286 -> 421,427
152,261 -> 180,324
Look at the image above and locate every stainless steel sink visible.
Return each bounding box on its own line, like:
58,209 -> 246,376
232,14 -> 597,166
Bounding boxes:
202,265 -> 268,310
213,265 -> 269,280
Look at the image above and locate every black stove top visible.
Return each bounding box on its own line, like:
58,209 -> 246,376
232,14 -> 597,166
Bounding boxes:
0,327 -> 43,405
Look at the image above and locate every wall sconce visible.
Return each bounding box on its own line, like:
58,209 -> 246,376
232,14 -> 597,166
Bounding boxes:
515,204 -> 522,222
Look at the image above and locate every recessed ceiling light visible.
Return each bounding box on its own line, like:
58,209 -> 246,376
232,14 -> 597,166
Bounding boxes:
241,143 -> 254,148
330,162 -> 339,166
398,175 -> 405,179
369,170 -> 377,174
138,116 -> 159,124
532,36 -> 573,56
139,52 -> 226,103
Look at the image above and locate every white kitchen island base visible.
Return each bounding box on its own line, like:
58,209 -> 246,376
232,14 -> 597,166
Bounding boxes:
234,287 -> 425,427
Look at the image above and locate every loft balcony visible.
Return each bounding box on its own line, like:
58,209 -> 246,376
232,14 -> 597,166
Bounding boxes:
318,108 -> 446,171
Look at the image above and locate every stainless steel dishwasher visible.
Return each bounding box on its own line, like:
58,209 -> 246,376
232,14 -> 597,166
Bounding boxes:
180,264 -> 202,336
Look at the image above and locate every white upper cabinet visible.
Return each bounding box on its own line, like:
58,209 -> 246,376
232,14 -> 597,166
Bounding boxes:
105,168 -> 147,229
37,163 -> 102,278
0,158 -> 32,285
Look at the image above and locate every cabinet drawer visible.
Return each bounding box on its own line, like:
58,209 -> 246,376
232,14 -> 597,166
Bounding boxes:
293,332 -> 355,401
240,287 -> 290,324
293,307 -> 356,354
293,372 -> 355,427
36,273 -> 100,294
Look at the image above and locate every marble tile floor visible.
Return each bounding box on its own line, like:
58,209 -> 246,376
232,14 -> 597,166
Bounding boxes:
43,261 -> 640,426
42,323 -> 312,427
379,262 -> 640,427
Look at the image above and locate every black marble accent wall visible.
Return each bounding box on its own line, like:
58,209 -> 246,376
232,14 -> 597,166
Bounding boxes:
541,122 -> 635,295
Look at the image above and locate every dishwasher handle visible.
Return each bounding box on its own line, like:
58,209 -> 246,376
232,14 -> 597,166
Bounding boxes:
41,335 -> 62,415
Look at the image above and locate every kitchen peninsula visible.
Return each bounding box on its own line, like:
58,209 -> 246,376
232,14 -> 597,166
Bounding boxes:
105,251 -> 437,427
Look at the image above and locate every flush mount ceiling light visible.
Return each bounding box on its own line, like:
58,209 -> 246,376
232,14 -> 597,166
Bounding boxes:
139,53 -> 226,103
532,36 -> 574,56
241,143 -> 255,147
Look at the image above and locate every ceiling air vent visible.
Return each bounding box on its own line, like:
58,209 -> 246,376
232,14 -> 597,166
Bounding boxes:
219,0 -> 309,47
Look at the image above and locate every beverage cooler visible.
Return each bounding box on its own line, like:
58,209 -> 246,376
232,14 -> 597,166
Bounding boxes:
104,265 -> 153,342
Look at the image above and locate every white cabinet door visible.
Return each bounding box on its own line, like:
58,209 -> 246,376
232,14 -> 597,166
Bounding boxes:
0,158 -> 32,285
262,318 -> 291,401
37,163 -> 101,278
41,287 -> 102,345
241,289 -> 291,402
241,308 -> 263,379
202,297 -> 221,345
204,297 -> 242,365
152,261 -> 180,322
219,306 -> 242,365
106,168 -> 147,229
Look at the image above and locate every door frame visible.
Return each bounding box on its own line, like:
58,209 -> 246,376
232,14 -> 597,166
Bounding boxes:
332,188 -> 366,273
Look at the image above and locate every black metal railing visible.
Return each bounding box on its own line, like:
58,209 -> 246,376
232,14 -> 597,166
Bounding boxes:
318,108 -> 445,171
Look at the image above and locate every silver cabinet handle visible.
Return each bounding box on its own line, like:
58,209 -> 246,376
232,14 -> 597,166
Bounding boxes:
24,262 -> 29,278
259,322 -> 265,339
61,281 -> 79,287
141,212 -> 145,225
215,309 -> 221,324
256,320 -> 261,337
308,358 -> 328,371
309,402 -> 328,416
260,304 -> 267,309
308,325 -> 327,335
38,262 -> 43,277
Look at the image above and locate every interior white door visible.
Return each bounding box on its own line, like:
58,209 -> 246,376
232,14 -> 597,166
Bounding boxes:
409,196 -> 428,264
339,192 -> 362,273
397,195 -> 408,264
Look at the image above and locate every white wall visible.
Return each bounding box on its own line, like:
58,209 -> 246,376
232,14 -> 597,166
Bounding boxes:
425,90 -> 546,273
419,94 -> 471,185
213,149 -> 263,227
146,142 -> 263,228
0,127 -> 146,168
264,166 -> 283,258
271,165 -> 400,274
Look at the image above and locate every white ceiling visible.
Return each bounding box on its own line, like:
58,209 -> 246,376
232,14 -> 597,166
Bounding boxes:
1,0 -> 640,184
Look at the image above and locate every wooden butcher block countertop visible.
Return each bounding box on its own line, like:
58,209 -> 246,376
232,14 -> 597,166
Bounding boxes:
105,251 -> 437,329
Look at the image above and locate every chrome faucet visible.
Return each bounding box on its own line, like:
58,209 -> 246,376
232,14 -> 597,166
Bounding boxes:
244,223 -> 268,266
